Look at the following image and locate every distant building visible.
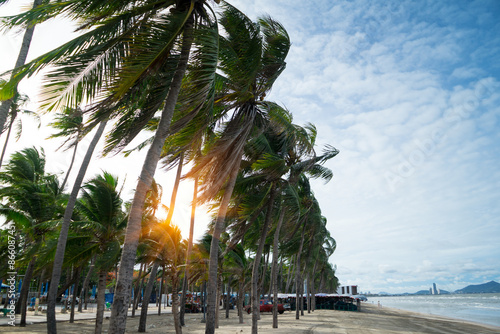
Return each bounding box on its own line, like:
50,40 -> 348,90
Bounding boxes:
337,285 -> 358,295
432,283 -> 440,295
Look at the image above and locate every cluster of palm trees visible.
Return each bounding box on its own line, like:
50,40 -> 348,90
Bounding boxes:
0,1 -> 340,334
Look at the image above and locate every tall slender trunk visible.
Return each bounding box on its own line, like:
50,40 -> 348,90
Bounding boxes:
138,263 -> 159,332
180,176 -> 198,326
108,20 -> 194,334
295,223 -> 306,320
19,257 -> 36,326
35,268 -> 46,315
271,207 -> 285,328
251,184 -> 276,334
215,275 -> 222,328
306,271 -> 311,313
79,258 -> 95,312
95,269 -> 107,334
300,275 -> 304,316
60,141 -> 79,191
285,256 -> 294,293
131,262 -> 143,316
0,0 -> 42,138
225,278 -> 230,319
205,164 -> 240,334
134,266 -> 147,313
171,274 -> 182,334
47,120 -> 107,333
310,257 -> 318,312
158,267 -> 164,316
238,280 -> 244,324
69,268 -> 82,322
0,114 -> 14,168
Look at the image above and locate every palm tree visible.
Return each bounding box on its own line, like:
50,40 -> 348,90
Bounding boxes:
71,172 -> 127,334
0,147 -> 63,326
185,6 -> 290,333
46,106 -> 84,190
0,0 -> 43,136
46,119 -> 107,332
1,2 -> 221,330
0,91 -> 40,168
142,220 -> 186,334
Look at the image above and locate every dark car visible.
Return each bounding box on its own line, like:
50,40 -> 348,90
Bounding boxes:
245,300 -> 285,314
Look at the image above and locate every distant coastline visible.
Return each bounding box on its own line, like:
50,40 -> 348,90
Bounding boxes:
367,280 -> 500,296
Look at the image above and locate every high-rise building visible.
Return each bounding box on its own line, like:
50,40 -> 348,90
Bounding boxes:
432,283 -> 438,295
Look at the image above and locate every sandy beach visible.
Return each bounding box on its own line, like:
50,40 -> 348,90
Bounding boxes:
1,303 -> 499,334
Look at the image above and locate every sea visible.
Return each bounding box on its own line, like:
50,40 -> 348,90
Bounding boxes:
373,293 -> 500,328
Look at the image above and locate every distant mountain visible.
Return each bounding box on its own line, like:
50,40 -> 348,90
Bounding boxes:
455,281 -> 500,294
413,289 -> 450,295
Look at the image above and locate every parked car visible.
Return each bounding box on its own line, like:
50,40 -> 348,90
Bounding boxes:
245,300 -> 285,314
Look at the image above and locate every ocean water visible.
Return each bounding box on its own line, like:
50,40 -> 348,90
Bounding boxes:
373,293 -> 500,328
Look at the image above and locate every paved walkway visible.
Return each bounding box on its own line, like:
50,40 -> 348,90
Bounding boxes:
0,304 -> 172,326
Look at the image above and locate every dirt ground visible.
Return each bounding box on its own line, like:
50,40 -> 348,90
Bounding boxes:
1,303 -> 499,334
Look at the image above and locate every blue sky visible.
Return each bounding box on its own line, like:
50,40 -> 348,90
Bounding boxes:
1,0 -> 499,294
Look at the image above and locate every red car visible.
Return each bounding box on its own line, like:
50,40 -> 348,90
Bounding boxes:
245,300 -> 285,314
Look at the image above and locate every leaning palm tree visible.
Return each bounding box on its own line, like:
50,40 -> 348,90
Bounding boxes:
0,91 -> 40,168
46,106 -> 83,190
1,2 -> 219,333
0,0 -> 43,135
46,119 -> 107,332
185,5 -> 290,333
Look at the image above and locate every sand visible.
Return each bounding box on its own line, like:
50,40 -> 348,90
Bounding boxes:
1,303 -> 499,333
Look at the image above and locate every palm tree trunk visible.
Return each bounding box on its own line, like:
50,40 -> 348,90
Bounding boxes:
79,258 -> 95,313
158,267 -> 164,316
271,207 -> 285,328
19,257 -> 36,327
47,120 -> 107,334
310,257 -> 318,312
0,115 -> 14,168
131,262 -> 144,315
133,265 -> 147,314
285,256 -> 294,293
94,269 -> 107,334
205,164 -> 240,334
108,20 -> 194,334
251,184 -> 276,334
0,0 -> 42,138
171,274 -> 182,334
138,263 -> 159,332
215,275 -> 222,328
180,176 -> 198,326
295,223 -> 306,320
60,141 -> 79,191
69,268 -> 82,322
306,269 -> 311,313
225,279 -> 230,319
237,280 -> 244,324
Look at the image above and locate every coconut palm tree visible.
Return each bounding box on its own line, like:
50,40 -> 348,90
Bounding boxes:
46,119 -> 107,332
1,2 -> 221,330
142,220 -> 186,334
0,0 -> 43,136
46,107 -> 83,191
0,147 -> 63,326
185,5 -> 290,332
0,91 -> 40,168
71,172 -> 127,334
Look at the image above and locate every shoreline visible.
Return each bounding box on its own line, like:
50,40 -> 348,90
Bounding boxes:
2,303 -> 500,333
